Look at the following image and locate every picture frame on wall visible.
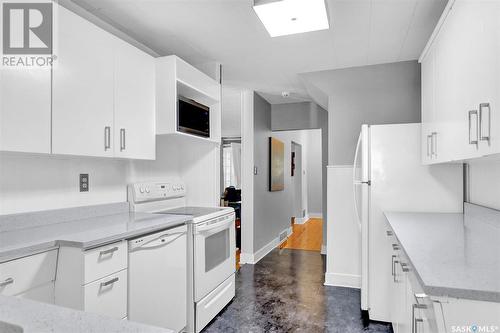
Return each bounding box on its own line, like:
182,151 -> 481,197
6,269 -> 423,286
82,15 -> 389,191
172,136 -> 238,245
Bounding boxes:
269,137 -> 285,192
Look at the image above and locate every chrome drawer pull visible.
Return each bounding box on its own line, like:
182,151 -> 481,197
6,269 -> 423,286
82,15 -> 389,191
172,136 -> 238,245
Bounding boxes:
100,277 -> 118,287
469,110 -> 479,147
392,243 -> 400,250
386,230 -> 393,236
99,246 -> 119,256
0,278 -> 14,287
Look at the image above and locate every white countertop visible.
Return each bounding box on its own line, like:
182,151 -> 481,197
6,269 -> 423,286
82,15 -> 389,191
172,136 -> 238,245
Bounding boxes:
384,204 -> 500,302
0,295 -> 173,333
0,211 -> 191,263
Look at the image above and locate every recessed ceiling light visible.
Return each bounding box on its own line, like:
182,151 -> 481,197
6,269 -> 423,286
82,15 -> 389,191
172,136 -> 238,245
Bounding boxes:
253,0 -> 330,37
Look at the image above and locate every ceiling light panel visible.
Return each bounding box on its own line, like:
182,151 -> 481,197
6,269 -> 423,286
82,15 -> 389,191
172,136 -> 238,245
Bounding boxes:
253,0 -> 330,37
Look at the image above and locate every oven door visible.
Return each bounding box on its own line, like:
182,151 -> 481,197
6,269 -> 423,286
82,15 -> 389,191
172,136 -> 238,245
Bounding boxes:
193,213 -> 235,302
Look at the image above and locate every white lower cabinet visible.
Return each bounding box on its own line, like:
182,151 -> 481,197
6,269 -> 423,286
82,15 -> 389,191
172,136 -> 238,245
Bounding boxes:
0,250 -> 58,303
83,269 -> 127,319
386,225 -> 500,333
55,241 -> 128,319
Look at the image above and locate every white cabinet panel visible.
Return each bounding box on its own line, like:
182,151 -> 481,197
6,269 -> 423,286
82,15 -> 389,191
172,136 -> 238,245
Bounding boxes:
52,6 -> 114,157
83,241 -> 127,284
114,39 -> 155,160
420,0 -> 500,163
17,283 -> 54,304
0,250 -> 57,297
0,67 -> 51,153
83,269 -> 127,319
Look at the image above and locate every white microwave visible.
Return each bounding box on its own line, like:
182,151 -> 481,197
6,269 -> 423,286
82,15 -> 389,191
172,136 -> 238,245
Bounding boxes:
177,96 -> 210,138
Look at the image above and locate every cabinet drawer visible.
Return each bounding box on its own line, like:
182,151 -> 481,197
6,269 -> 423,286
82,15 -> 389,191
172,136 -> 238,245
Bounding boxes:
84,242 -> 127,284
0,250 -> 57,296
84,269 -> 127,319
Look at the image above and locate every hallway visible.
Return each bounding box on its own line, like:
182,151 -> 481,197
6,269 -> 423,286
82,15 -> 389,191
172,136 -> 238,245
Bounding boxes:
204,249 -> 393,333
284,218 -> 323,252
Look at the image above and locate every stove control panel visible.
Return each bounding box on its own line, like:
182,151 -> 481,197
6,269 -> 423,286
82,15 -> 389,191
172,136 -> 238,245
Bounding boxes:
128,181 -> 186,203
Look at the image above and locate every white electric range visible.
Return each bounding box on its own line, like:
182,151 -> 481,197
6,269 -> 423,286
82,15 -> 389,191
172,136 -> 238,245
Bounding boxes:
128,180 -> 236,333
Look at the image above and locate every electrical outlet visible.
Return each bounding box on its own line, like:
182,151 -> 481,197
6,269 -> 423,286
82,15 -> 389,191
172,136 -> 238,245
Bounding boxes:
80,174 -> 89,192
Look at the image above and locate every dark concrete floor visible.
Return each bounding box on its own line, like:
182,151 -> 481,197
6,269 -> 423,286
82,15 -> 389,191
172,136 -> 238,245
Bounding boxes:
203,248 -> 393,333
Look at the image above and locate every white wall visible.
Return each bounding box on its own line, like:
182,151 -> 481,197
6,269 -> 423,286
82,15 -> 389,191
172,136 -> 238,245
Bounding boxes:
325,166 -> 361,288
469,159 -> 500,210
0,134 -> 219,215
0,152 -> 127,215
305,130 -> 322,216
221,86 -> 242,138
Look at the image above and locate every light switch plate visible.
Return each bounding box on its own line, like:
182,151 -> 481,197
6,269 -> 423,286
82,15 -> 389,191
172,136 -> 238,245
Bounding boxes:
80,174 -> 89,192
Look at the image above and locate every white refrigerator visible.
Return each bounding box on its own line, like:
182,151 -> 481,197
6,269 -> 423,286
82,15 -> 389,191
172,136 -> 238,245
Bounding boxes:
353,123 -> 463,322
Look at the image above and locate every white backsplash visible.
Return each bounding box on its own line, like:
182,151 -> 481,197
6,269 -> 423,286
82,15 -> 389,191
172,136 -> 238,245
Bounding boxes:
469,159 -> 500,210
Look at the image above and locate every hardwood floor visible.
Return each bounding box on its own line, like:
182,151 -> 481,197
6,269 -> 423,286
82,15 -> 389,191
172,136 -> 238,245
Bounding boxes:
284,218 -> 323,252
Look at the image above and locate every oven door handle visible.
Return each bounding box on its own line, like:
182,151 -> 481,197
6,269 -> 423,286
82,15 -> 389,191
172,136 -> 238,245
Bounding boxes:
195,219 -> 233,235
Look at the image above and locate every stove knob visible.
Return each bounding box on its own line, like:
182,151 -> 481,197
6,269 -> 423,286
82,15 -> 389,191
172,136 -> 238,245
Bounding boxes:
139,187 -> 144,194
145,187 -> 150,193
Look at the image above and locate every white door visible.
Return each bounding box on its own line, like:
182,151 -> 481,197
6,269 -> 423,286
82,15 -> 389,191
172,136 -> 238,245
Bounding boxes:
353,125 -> 369,311
194,214 -> 235,302
0,67 -> 51,153
114,39 -> 155,160
52,5 -> 114,157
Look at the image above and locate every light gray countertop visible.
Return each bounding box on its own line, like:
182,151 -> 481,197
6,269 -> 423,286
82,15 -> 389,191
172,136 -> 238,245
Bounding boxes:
384,203 -> 500,302
0,203 -> 192,262
0,295 -> 173,333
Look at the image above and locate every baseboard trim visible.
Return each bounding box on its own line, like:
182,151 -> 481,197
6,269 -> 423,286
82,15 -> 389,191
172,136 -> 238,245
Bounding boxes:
324,272 -> 361,289
243,227 -> 293,265
309,213 -> 323,219
320,244 -> 327,255
294,215 -> 309,224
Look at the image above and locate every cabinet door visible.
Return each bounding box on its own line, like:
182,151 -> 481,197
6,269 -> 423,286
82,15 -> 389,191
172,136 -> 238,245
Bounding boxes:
114,39 -> 155,160
473,1 -> 500,156
421,47 -> 435,165
0,67 -> 51,153
52,6 -> 114,157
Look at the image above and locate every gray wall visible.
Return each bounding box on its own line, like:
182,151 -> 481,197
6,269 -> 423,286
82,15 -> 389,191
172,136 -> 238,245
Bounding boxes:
253,93 -> 292,251
327,61 -> 421,165
272,101 -> 328,247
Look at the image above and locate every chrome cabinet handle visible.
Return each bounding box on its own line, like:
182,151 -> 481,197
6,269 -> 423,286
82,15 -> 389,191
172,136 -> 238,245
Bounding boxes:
386,230 -> 393,236
100,277 -> 118,287
427,134 -> 432,157
99,246 -> 118,256
393,260 -> 399,282
104,126 -> 111,151
392,243 -> 400,250
120,128 -> 126,151
479,103 -> 491,144
431,132 -> 438,157
0,277 -> 14,287
400,262 -> 410,272
469,110 -> 479,147
391,255 -> 396,277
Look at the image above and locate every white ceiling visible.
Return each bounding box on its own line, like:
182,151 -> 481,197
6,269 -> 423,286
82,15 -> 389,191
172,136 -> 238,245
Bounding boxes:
71,0 -> 446,104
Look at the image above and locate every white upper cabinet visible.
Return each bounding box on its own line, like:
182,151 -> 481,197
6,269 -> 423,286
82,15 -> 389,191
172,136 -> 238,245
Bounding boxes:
156,56 -> 221,143
114,39 -> 155,160
420,0 -> 500,164
52,5 -> 155,159
52,6 -> 115,158
0,67 -> 51,154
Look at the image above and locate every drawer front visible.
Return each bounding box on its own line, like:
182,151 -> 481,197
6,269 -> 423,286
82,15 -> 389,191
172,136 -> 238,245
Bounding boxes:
0,250 -> 57,296
84,241 -> 127,284
196,274 -> 235,333
84,269 -> 127,319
